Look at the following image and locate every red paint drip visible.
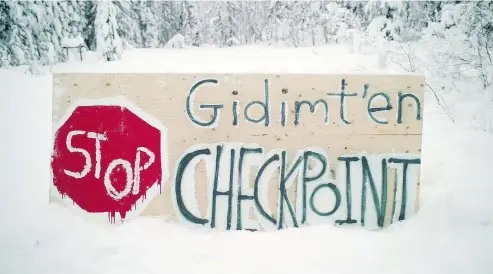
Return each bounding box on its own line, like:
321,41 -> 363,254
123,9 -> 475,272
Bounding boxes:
120,210 -> 127,222
108,211 -> 116,224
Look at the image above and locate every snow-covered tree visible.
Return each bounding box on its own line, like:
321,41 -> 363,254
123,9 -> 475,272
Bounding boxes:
158,1 -> 182,45
0,0 -> 491,72
0,2 -> 12,67
138,0 -> 159,47
452,2 -> 493,89
266,1 -> 292,46
114,0 -> 143,48
202,1 -> 241,47
7,1 -> 38,66
322,2 -> 361,44
239,1 -> 265,45
93,0 -> 123,61
80,1 -> 95,51
181,1 -> 201,46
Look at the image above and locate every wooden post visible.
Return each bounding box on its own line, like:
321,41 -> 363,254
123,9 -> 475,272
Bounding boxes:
78,45 -> 83,62
61,45 -> 84,62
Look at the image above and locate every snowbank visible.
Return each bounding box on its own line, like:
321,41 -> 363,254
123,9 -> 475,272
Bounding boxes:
51,44 -> 420,75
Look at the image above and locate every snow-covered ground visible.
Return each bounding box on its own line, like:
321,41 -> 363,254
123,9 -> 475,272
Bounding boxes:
1,46 -> 492,274
51,44 -> 401,74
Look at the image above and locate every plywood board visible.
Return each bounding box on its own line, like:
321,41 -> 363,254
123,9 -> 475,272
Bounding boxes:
50,73 -> 424,231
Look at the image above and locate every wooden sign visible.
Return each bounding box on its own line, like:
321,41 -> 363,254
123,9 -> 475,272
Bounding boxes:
50,73 -> 424,231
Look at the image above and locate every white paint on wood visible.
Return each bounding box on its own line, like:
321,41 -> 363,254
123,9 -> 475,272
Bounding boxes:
63,130 -> 91,179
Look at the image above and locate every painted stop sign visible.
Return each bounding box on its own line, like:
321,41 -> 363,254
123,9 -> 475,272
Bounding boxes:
51,97 -> 167,223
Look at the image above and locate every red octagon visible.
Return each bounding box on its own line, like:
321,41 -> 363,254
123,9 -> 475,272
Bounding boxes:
51,98 -> 166,223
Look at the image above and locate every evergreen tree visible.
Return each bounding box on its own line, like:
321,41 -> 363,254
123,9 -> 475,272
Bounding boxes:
220,1 -> 240,46
114,0 -> 143,48
93,0 -> 123,61
240,1 -> 264,45
0,2 -> 12,67
82,1 -> 96,50
266,1 -> 292,45
181,1 -> 200,46
138,0 -> 159,47
158,1 -> 182,45
7,1 -> 38,66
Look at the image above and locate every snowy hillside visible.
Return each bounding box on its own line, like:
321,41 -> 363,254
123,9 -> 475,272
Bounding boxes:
1,46 -> 492,274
